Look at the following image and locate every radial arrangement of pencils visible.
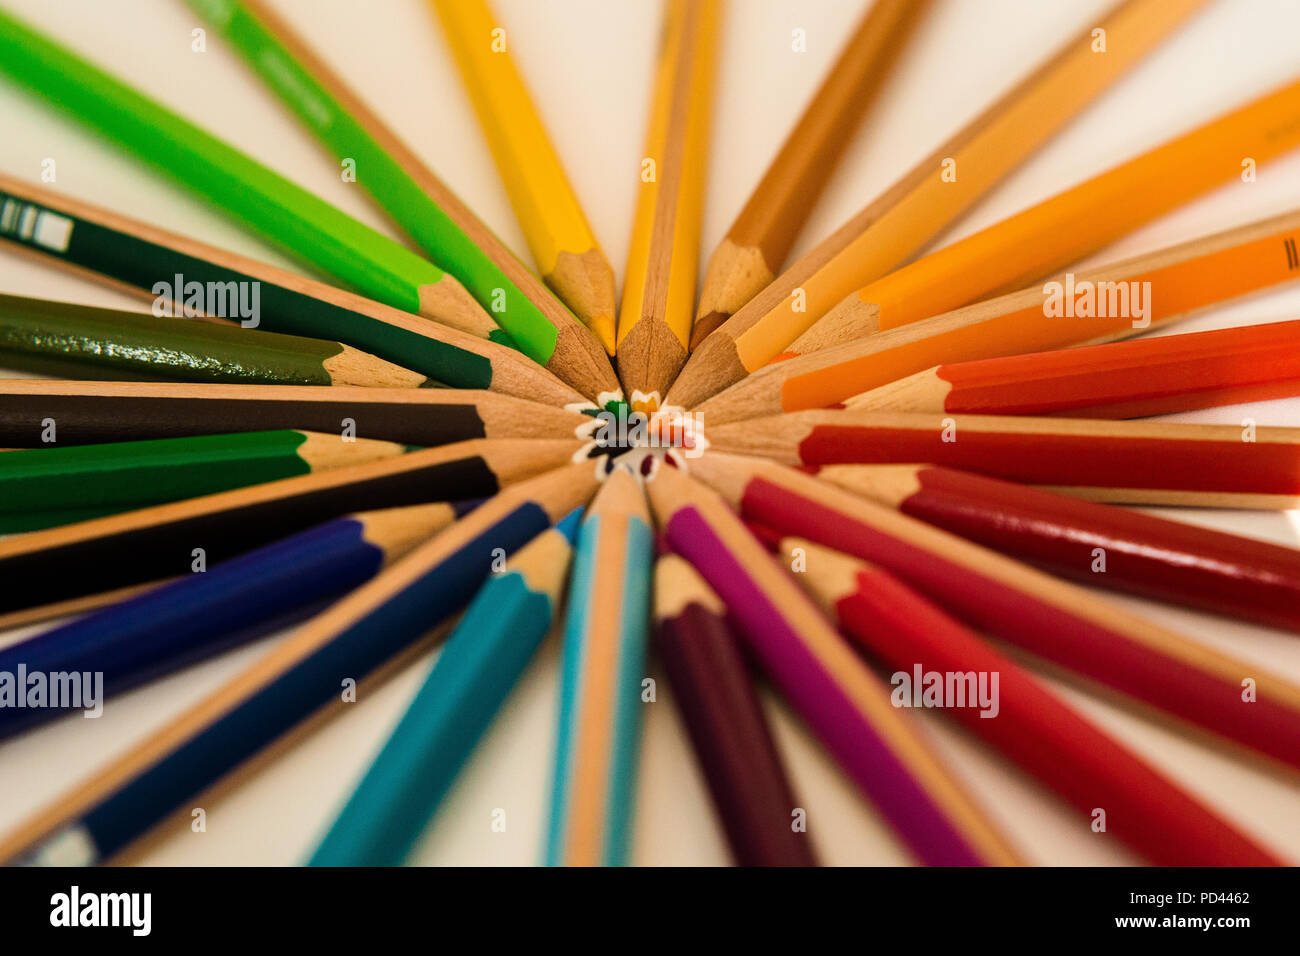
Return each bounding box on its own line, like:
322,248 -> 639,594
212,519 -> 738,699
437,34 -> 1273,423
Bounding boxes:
1,0 -> 1299,868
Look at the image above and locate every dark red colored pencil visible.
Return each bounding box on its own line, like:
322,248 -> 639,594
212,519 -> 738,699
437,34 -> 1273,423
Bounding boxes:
653,551 -> 815,867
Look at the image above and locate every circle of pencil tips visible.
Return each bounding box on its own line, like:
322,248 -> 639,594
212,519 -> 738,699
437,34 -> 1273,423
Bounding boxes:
0,0 -> 1298,869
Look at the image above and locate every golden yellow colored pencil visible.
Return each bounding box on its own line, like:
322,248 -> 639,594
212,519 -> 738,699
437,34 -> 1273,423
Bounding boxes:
615,0 -> 722,409
431,0 -> 618,354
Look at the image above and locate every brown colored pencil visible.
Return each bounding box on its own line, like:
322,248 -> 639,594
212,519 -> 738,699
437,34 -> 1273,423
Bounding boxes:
692,0 -> 932,347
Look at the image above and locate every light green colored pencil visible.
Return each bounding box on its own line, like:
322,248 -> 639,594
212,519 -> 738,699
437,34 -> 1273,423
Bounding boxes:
0,5 -> 499,342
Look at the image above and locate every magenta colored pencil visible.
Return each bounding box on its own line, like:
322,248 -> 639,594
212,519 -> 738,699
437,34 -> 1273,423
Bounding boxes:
644,463 -> 1021,866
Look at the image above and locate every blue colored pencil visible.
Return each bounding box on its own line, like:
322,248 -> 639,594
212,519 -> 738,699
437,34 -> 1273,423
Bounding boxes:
309,508 -> 584,866
0,462 -> 600,866
0,500 -> 476,741
545,466 -> 654,866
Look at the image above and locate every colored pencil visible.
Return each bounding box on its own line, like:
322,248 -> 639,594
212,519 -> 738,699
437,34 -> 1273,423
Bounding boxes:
310,508 -> 584,866
0,175 -> 587,406
0,463 -> 599,866
809,464 -> 1300,633
0,381 -> 590,449
0,583 -> 173,635
431,0 -> 617,353
785,76 -> 1300,359
665,0 -> 1207,409
708,410 -> 1300,508
614,0 -> 721,407
191,0 -> 621,404
778,536 -> 1282,866
850,317 -> 1300,418
645,462 -> 1021,865
692,0 -> 932,347
0,293 -> 425,387
695,209 -> 1300,422
0,438 -> 584,615
546,467 -> 654,866
0,429 -> 411,532
653,551 -> 815,866
0,8 -> 497,340
0,500 -> 474,740
690,453 -> 1300,773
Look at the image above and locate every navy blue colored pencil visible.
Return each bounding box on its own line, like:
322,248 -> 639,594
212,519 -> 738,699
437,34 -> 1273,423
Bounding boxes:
0,500 -> 475,741
0,462 -> 599,866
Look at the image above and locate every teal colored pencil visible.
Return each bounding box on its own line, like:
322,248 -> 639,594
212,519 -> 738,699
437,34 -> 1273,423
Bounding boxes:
545,467 -> 653,866
0,7 -> 498,342
308,508 -> 583,867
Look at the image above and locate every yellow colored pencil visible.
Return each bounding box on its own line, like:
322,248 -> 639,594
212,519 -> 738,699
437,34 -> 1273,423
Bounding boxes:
615,0 -> 722,409
431,0 -> 618,354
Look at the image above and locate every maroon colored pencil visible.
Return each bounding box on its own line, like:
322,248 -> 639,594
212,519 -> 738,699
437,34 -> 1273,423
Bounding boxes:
653,551 -> 816,867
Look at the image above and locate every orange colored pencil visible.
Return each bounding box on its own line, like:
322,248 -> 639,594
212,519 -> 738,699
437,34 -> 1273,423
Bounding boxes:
850,317 -> 1300,418
694,209 -> 1300,423
665,0 -> 1210,409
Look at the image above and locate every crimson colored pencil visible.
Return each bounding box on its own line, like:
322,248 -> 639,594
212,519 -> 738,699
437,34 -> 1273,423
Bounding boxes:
779,536 -> 1281,866
706,410 -> 1300,508
811,464 -> 1300,633
690,453 -> 1300,774
653,551 -> 815,867
645,462 -> 1021,866
851,318 -> 1300,418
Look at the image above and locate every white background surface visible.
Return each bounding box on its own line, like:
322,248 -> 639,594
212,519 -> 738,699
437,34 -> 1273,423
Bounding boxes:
1,0 -> 1299,865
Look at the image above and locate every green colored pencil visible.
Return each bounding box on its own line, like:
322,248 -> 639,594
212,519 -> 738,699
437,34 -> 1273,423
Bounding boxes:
0,6 -> 499,342
0,429 -> 411,532
0,293 -> 427,386
188,0 -> 622,404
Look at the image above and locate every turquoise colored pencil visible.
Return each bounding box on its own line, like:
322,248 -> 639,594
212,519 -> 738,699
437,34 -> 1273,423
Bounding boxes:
309,508 -> 583,866
545,467 -> 653,866
0,7 -> 497,340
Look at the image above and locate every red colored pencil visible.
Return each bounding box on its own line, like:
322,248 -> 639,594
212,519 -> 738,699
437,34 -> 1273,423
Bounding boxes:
707,410 -> 1300,508
780,535 -> 1282,866
811,464 -> 1300,632
690,453 -> 1300,774
653,551 -> 816,866
848,318 -> 1300,418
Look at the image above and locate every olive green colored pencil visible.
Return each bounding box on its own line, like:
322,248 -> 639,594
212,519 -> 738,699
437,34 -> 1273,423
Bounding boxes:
0,175 -> 588,407
187,0 -> 622,404
0,293 -> 427,387
0,429 -> 411,532
0,6 -> 499,342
